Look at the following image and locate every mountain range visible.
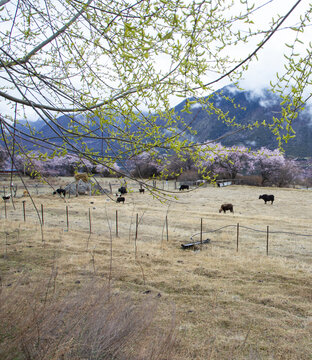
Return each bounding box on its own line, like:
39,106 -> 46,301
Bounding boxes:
174,85 -> 312,157
14,85 -> 312,158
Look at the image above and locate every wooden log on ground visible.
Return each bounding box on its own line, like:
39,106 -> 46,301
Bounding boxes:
181,239 -> 210,249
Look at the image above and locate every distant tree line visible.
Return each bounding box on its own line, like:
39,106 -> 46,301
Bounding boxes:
0,148 -> 119,178
126,144 -> 305,188
1,143 -> 311,188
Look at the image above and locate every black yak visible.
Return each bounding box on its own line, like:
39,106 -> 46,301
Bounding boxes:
53,188 -> 66,197
259,194 -> 274,204
116,196 -> 125,203
219,203 -> 234,213
118,186 -> 127,195
179,184 -> 189,191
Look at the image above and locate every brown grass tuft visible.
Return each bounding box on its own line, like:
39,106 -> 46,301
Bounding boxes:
0,277 -> 175,360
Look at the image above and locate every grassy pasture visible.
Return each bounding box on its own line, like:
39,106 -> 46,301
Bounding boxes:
1,177 -> 312,359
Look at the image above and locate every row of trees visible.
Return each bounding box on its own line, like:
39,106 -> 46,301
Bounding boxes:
122,144 -> 304,187
1,142 -> 309,187
0,147 -> 119,178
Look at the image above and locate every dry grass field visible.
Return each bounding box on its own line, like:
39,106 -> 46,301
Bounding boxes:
1,176 -> 312,359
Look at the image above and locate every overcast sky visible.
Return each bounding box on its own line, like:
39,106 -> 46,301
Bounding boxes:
234,0 -> 312,92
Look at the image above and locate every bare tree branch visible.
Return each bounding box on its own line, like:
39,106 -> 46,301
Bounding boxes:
2,0 -> 94,69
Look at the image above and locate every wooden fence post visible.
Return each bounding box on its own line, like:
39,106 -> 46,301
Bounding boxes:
89,208 -> 92,234
41,204 -> 44,225
266,225 -> 269,255
166,215 -> 169,242
22,201 -> 26,222
135,213 -> 138,240
236,223 -> 239,252
200,218 -> 203,245
135,213 -> 138,259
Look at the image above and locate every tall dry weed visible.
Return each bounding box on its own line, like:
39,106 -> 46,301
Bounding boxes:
0,278 -> 176,360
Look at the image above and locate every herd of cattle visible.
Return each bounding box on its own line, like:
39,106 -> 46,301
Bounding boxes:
50,184 -> 274,214
1,181 -> 275,215
48,184 -> 275,214
218,194 -> 275,214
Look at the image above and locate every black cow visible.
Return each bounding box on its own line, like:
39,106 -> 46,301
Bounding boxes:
139,188 -> 145,194
259,194 -> 274,204
118,186 -> 127,195
179,184 -> 189,191
116,196 -> 125,203
219,203 -> 234,213
53,188 -> 66,197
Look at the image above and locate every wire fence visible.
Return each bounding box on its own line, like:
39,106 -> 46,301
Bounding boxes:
190,223 -> 312,262
191,224 -> 312,239
1,197 -> 312,264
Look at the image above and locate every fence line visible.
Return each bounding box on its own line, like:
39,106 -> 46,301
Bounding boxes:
2,202 -> 312,240
190,224 -> 312,241
1,202 -> 312,261
190,223 -> 312,259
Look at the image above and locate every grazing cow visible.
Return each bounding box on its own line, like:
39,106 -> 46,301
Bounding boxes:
179,184 -> 189,191
118,186 -> 127,195
259,194 -> 274,204
2,195 -> 10,201
139,188 -> 145,194
116,196 -> 125,203
53,188 -> 66,197
219,203 -> 234,214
